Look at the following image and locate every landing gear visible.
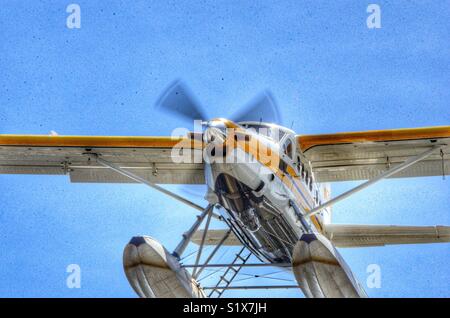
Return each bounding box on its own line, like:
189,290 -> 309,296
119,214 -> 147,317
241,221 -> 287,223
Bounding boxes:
123,204 -> 216,298
123,236 -> 205,298
292,233 -> 367,298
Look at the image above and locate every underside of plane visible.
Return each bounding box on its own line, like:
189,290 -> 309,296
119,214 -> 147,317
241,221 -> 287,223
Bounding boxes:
1,81 -> 449,298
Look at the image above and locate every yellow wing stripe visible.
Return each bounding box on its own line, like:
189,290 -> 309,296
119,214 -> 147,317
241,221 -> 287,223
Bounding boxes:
298,126 -> 450,152
0,135 -> 199,148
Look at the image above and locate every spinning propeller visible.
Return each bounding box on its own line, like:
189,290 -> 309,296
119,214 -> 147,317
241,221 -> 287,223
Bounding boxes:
155,79 -> 283,125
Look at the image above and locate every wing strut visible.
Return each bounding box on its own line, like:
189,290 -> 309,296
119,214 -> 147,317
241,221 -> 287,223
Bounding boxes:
89,153 -> 220,219
306,145 -> 441,217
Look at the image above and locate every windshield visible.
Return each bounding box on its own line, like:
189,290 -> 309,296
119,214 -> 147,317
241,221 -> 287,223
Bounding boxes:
239,122 -> 292,142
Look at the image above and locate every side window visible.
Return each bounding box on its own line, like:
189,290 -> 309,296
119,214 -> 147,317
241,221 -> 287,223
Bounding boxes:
279,159 -> 288,174
296,156 -> 302,175
283,139 -> 293,160
280,137 -> 295,175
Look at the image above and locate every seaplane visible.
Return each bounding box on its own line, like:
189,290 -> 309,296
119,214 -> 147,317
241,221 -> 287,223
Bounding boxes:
1,80 -> 449,298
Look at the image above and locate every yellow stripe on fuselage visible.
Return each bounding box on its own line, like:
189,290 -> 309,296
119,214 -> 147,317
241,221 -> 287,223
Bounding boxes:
225,127 -> 323,233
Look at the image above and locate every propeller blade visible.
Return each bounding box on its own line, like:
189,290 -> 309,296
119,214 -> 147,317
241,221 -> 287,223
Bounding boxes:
230,91 -> 282,125
155,80 -> 208,122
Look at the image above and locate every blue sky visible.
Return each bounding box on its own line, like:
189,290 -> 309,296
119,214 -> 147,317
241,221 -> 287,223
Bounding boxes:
0,0 -> 449,297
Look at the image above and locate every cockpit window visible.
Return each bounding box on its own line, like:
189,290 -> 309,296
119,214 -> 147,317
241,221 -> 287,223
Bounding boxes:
241,123 -> 287,141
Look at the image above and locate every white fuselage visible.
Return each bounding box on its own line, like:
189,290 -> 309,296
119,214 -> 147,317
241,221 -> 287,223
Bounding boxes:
203,122 -> 330,263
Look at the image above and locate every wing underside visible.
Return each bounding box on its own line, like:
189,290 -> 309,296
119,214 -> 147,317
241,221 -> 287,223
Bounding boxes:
191,229 -> 241,246
191,225 -> 450,248
0,135 -> 204,184
323,224 -> 450,247
298,126 -> 450,182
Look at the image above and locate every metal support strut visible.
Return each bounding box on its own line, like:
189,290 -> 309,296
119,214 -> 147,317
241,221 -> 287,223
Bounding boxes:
172,204 -> 214,259
192,206 -> 214,278
182,263 -> 292,268
202,285 -> 299,290
192,230 -> 232,279
89,154 -> 221,219
306,146 -> 441,217
208,247 -> 252,298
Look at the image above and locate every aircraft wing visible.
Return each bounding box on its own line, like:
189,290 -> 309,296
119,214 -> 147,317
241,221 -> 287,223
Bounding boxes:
191,229 -> 241,246
323,224 -> 450,247
0,135 -> 204,184
297,126 -> 450,182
